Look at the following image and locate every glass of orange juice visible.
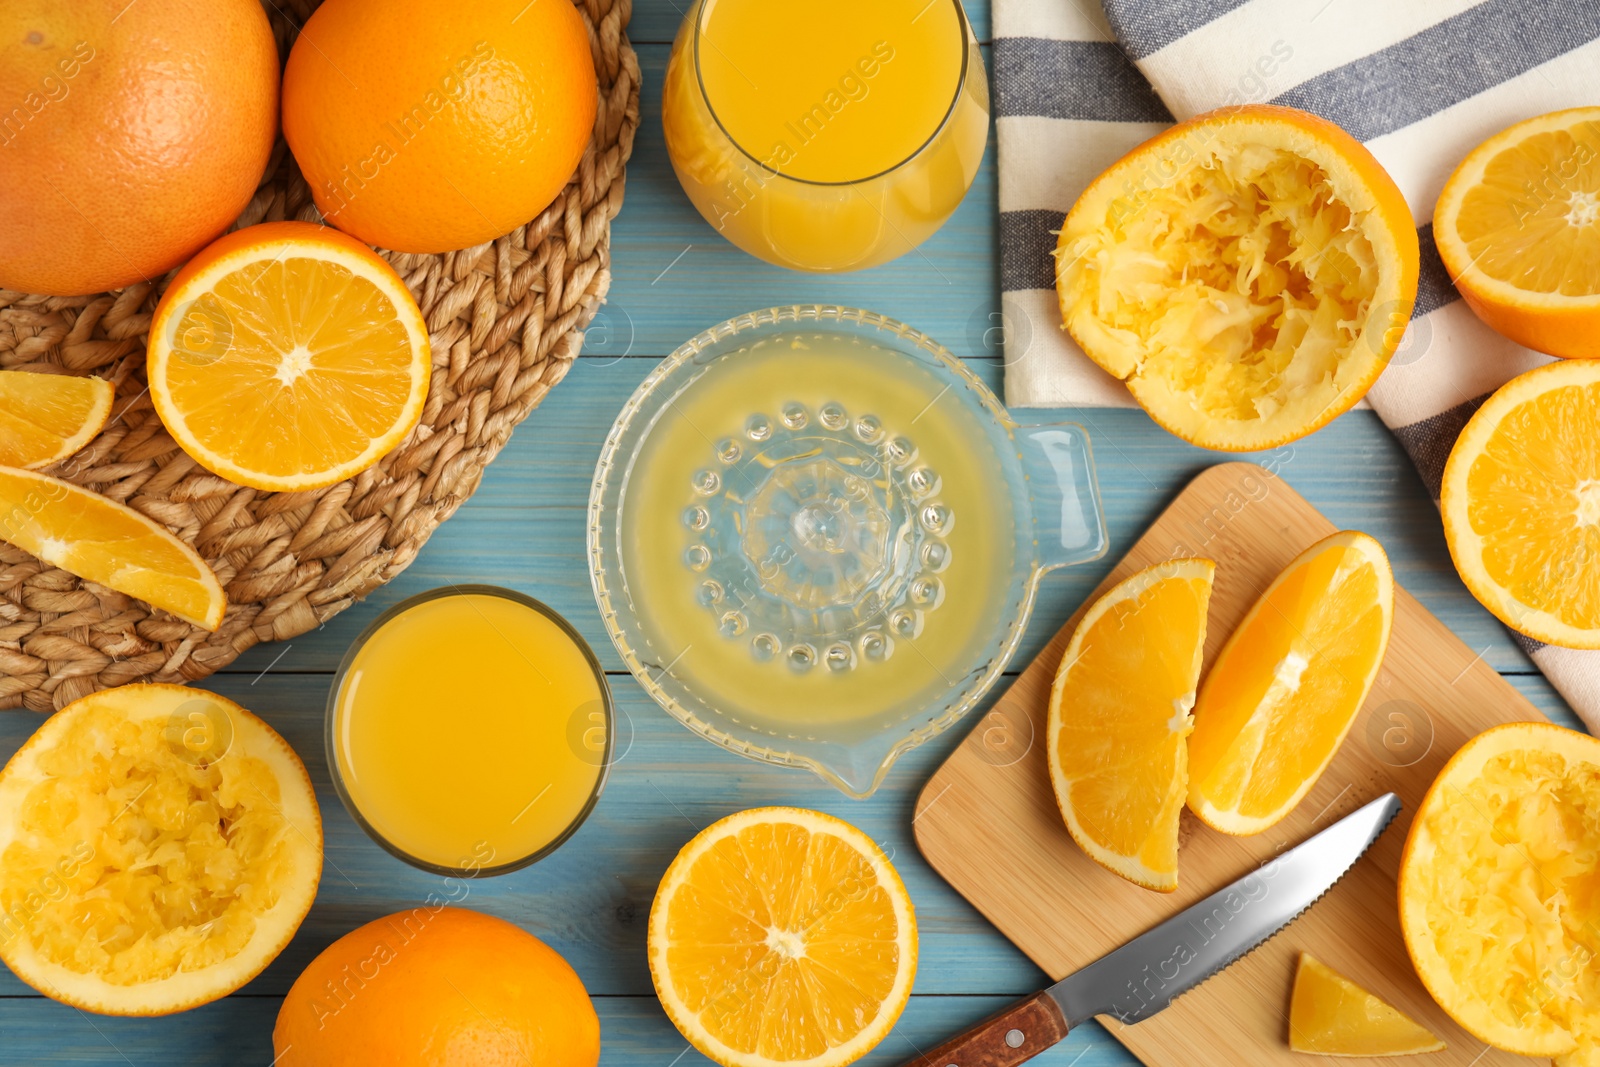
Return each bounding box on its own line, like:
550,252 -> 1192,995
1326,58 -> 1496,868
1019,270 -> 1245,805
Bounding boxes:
662,0 -> 989,272
326,585 -> 612,877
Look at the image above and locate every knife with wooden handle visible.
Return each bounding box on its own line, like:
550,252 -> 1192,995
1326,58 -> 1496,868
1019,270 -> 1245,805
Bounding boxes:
900,793 -> 1402,1067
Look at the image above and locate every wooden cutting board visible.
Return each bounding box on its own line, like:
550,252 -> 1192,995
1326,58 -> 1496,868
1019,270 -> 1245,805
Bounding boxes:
913,462 -> 1543,1066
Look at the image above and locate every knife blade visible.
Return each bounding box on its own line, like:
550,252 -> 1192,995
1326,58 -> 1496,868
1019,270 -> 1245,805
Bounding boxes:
900,792 -> 1401,1067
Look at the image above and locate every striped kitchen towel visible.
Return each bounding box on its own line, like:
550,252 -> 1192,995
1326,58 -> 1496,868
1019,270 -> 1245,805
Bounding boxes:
994,0 -> 1600,729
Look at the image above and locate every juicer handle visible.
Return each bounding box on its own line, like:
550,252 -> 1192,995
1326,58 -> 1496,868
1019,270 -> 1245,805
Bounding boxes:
1014,422 -> 1107,573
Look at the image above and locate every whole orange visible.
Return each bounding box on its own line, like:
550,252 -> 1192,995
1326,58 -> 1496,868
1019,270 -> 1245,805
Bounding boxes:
273,907 -> 601,1067
0,0 -> 278,296
281,0 -> 599,254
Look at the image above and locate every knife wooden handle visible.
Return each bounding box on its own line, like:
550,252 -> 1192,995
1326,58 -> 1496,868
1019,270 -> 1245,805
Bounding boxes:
898,991 -> 1070,1067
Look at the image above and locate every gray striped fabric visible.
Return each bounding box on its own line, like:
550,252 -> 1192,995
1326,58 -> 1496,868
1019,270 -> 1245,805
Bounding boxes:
995,0 -> 1600,729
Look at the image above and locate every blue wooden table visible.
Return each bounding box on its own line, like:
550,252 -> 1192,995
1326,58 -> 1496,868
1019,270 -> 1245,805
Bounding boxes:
0,3 -> 1582,1063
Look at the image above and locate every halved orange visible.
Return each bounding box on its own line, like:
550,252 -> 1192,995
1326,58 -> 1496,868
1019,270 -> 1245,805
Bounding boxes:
0,684 -> 322,1015
0,466 -> 224,629
1399,722 -> 1600,1058
1441,360 -> 1600,648
1056,104 -> 1418,451
1047,558 -> 1215,892
1288,952 -> 1445,1056
1188,531 -> 1394,835
147,220 -> 431,492
648,807 -> 916,1067
1434,107 -> 1600,359
0,372 -> 113,469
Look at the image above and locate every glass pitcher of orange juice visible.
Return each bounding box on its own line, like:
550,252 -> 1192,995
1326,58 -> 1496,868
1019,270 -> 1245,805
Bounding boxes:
662,0 -> 990,272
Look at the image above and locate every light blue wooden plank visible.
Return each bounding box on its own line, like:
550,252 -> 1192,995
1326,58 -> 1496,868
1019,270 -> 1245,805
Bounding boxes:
0,674 -> 1049,1001
625,0 -> 994,46
590,45 -> 1002,360
0,996 -> 1131,1067
223,355 -> 1541,679
1505,671 -> 1588,733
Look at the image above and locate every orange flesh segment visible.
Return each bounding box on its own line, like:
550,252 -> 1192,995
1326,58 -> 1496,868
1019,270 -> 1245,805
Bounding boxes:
1188,532 -> 1391,833
1049,560 -> 1214,890
1288,953 -> 1445,1055
161,257 -> 420,484
0,372 -> 113,469
1454,120 -> 1600,297
0,466 -> 224,630
1468,380 -> 1600,629
650,808 -> 916,1067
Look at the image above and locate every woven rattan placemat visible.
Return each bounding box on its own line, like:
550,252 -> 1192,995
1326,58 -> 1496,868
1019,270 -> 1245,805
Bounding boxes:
0,0 -> 640,710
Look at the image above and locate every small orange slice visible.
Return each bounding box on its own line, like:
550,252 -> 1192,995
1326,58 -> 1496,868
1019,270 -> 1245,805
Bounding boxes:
1441,360 -> 1600,648
1047,558 -> 1215,892
147,220 -> 431,492
1188,531 -> 1393,835
1399,722 -> 1600,1058
0,466 -> 224,629
1434,107 -> 1600,359
0,371 -> 113,469
648,807 -> 917,1067
1056,104 -> 1417,451
1289,952 -> 1445,1056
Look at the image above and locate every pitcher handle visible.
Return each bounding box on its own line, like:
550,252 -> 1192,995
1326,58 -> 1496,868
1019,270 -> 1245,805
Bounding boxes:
1013,421 -> 1107,574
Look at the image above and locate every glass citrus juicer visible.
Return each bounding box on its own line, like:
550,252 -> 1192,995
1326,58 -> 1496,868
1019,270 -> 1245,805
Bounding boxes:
588,306 -> 1106,797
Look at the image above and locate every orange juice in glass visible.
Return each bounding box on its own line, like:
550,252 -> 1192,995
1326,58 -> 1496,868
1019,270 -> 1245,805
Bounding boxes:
662,0 -> 989,272
327,586 -> 612,876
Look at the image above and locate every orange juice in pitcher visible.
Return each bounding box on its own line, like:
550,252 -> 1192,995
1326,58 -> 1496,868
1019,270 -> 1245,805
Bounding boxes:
662,0 -> 989,272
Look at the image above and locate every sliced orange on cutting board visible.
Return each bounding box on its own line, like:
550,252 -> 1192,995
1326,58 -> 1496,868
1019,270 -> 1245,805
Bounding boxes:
0,372 -> 113,469
1441,360 -> 1600,648
1055,104 -> 1418,451
1188,531 -> 1393,835
1289,952 -> 1445,1056
1399,722 -> 1600,1058
1047,558 -> 1215,892
649,807 -> 917,1067
147,220 -> 431,493
0,684 -> 321,1015
0,466 -> 224,629
1434,107 -> 1600,359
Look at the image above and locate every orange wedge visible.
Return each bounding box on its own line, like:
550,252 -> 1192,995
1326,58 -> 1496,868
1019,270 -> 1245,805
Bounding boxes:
0,467 -> 224,629
1289,953 -> 1445,1056
1188,532 -> 1393,835
1434,107 -> 1600,359
0,371 -> 113,469
1442,360 -> 1600,648
1399,722 -> 1600,1058
147,220 -> 431,492
1056,104 -> 1417,451
1047,558 -> 1215,892
649,807 -> 916,1067
0,684 -> 321,1015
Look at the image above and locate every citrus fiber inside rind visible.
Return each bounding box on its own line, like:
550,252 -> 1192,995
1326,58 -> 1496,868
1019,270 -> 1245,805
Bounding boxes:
0,684 -> 321,1015
1399,722 -> 1600,1057
1441,360 -> 1600,649
648,807 -> 917,1067
1046,558 -> 1215,892
1056,105 -> 1418,452
146,221 -> 431,493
